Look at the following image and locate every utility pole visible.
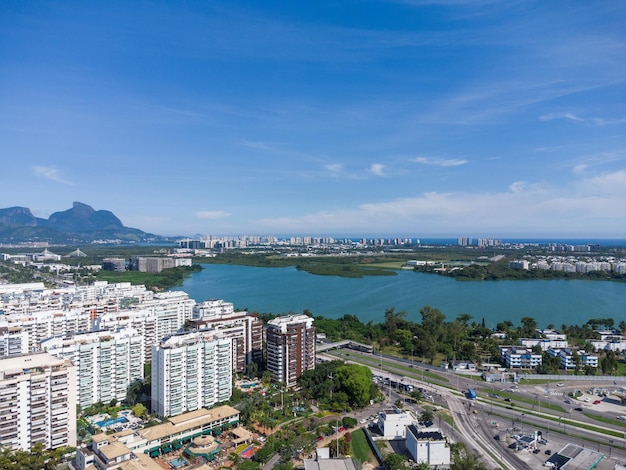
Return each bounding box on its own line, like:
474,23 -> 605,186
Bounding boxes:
328,374 -> 334,403
336,419 -> 340,457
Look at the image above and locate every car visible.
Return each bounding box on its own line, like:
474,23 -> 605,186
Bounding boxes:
494,435 -> 500,441
574,407 -> 583,411
338,426 -> 345,432
593,400 -> 601,405
504,398 -> 511,402
556,383 -> 564,387
317,436 -> 323,441
545,450 -> 552,455
584,397 -> 591,402
359,418 -> 367,424
617,416 -> 626,420
564,399 -> 571,404
533,449 -> 540,454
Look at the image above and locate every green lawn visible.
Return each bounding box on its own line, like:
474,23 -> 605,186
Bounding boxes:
350,428 -> 373,463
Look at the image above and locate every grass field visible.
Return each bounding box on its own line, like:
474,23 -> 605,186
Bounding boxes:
350,428 -> 373,463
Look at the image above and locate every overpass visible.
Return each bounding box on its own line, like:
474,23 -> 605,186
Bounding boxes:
315,340 -> 374,353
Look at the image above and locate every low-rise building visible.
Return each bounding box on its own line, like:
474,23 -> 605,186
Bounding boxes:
76,406 -> 240,469
379,408 -> 412,439
499,347 -> 542,369
405,425 -> 451,467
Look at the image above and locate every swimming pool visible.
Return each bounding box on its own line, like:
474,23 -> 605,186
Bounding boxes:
95,416 -> 128,428
169,457 -> 188,468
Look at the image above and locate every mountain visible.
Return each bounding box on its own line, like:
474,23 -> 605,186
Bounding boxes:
0,202 -> 158,244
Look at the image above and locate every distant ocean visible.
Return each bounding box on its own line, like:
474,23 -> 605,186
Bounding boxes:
415,238 -> 626,247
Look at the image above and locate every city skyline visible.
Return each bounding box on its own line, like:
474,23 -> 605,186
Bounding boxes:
1,1 -> 625,237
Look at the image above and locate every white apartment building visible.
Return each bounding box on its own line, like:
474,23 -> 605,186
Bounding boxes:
0,309 -> 93,353
41,328 -> 144,408
499,347 -> 542,369
406,425 -> 451,467
191,300 -> 263,372
558,349 -> 598,370
0,353 -> 77,450
266,314 -> 315,387
519,338 -> 569,350
0,325 -> 29,357
378,408 -> 412,439
95,291 -> 195,361
151,332 -> 232,418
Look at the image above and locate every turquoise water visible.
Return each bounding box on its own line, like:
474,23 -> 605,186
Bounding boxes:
95,416 -> 128,428
172,265 -> 626,329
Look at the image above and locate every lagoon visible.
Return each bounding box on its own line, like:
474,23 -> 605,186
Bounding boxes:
171,264 -> 626,329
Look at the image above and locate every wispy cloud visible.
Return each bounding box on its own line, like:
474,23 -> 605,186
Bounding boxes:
411,157 -> 468,167
32,166 -> 71,185
370,163 -> 385,176
196,211 -> 231,219
540,112 -> 626,126
324,164 -> 343,177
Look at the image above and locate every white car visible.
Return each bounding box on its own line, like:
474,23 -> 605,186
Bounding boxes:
617,416 -> 626,420
556,383 -> 564,387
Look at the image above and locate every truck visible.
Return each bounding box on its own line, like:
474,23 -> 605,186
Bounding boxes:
468,388 -> 477,400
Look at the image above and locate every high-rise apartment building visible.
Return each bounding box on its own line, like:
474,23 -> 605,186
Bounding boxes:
41,328 -> 144,408
0,353 -> 77,450
190,300 -> 263,373
0,325 -> 29,357
266,314 -> 315,387
151,332 -> 233,418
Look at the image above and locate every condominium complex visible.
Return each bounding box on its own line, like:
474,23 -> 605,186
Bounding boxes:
40,328 -> 144,408
266,314 -> 315,387
151,331 -> 233,418
190,300 -> 263,372
0,353 -> 77,450
0,325 -> 29,357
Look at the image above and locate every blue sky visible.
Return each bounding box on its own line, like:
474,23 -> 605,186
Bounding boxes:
1,1 -> 625,238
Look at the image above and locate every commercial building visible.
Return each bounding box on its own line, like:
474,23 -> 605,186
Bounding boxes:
378,408 -> 412,439
129,257 -> 192,273
405,425 -> 451,467
266,314 -> 315,387
0,353 -> 76,450
151,332 -> 233,418
41,328 -> 144,408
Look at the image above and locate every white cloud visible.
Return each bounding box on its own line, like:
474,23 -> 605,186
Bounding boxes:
32,166 -> 71,185
411,157 -> 468,167
540,113 -> 626,126
252,173 -> 626,235
324,164 -> 343,177
196,211 -> 231,219
370,163 -> 385,176
539,112 -> 583,123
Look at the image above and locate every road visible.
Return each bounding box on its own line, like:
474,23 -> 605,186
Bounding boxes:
323,349 -> 626,469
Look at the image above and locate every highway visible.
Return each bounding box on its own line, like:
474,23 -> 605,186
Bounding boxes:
321,348 -> 626,469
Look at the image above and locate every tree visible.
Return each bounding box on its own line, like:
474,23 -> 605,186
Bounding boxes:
132,403 -> 147,419
334,364 -> 373,408
520,316 -> 538,338
420,306 -> 446,362
383,452 -> 406,470
450,447 -> 487,470
419,409 -> 434,424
